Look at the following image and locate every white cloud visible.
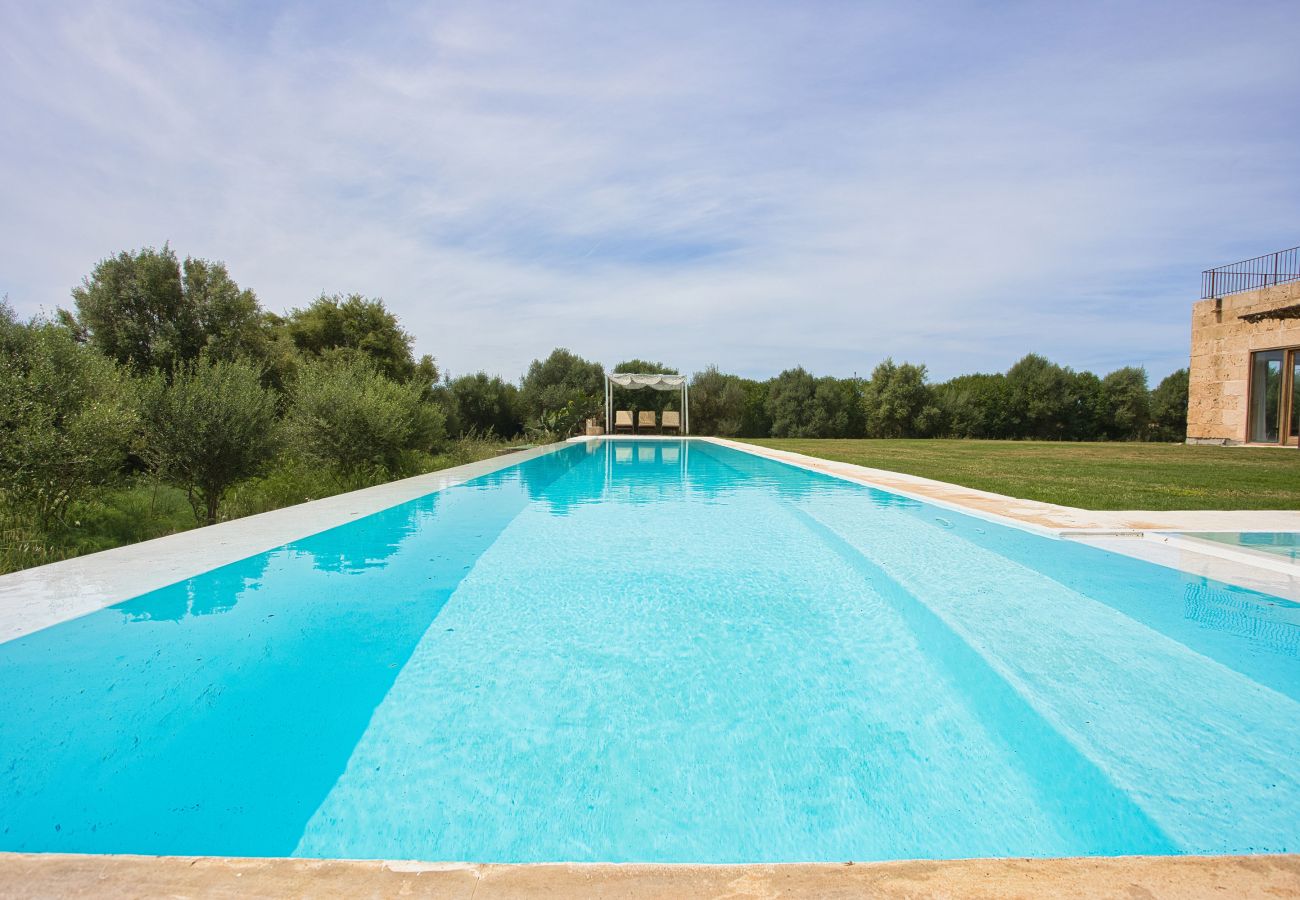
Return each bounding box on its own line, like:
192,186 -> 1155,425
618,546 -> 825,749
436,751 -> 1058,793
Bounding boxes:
1,0 -> 1296,383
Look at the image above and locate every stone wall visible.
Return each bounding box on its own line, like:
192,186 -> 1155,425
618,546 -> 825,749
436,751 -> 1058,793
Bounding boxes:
1187,280 -> 1300,443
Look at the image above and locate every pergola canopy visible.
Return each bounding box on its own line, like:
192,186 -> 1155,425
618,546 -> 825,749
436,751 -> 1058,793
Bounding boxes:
604,372 -> 690,434
606,372 -> 687,390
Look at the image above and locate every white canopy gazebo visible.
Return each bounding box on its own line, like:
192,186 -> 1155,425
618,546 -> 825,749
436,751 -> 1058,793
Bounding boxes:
604,372 -> 689,434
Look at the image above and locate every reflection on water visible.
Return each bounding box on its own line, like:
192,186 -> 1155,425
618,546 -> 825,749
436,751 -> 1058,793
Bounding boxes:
119,552 -> 270,622
299,501 -> 436,576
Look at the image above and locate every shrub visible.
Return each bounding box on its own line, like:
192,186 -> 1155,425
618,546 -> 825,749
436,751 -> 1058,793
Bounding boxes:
287,357 -> 446,479
0,304 -> 138,529
447,372 -> 523,438
139,357 -> 280,524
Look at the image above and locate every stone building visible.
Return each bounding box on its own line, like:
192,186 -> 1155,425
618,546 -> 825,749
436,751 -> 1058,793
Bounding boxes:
1187,246 -> 1300,445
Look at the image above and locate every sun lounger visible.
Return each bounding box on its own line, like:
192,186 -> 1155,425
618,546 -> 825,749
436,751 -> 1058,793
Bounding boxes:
637,410 -> 657,433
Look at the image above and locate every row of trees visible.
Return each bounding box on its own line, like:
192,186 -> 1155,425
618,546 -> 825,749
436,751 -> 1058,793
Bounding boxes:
3,246 -> 457,534
2,244 -> 1192,544
493,350 -> 1190,443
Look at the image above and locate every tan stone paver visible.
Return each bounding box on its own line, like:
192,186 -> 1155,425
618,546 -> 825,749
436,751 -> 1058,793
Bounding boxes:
2,853 -> 1299,899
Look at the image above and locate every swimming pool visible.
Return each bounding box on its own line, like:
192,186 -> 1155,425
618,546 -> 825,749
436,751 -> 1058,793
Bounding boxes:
1,439 -> 1297,862
1183,532 -> 1300,563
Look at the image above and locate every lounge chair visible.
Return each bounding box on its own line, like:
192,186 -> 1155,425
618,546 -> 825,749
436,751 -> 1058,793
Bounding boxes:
614,410 -> 634,433
637,410 -> 657,433
661,410 -> 681,435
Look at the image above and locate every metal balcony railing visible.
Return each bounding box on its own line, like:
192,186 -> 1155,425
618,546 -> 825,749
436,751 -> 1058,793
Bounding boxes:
1202,246 -> 1300,299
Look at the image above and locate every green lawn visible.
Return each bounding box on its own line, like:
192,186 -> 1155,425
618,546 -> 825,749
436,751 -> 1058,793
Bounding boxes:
742,439 -> 1300,511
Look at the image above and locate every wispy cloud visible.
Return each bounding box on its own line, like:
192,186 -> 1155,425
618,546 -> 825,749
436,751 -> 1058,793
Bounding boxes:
2,0 -> 1297,381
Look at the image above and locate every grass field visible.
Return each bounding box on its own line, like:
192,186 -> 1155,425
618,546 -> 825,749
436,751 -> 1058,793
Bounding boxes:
743,439 -> 1300,511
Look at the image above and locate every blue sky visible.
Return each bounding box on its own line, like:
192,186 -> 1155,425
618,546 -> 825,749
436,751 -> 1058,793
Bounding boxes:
1,1 -> 1297,382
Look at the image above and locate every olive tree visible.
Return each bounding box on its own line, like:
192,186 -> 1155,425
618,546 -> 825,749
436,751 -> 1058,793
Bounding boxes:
688,366 -> 747,436
519,348 -> 604,434
861,359 -> 936,438
766,367 -> 818,437
67,245 -> 266,374
447,372 -> 523,438
0,304 -> 138,528
280,293 -> 431,383
139,358 -> 280,524
287,358 -> 446,478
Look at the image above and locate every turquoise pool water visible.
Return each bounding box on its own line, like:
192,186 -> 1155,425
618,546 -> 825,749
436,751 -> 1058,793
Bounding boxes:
1,440 -> 1298,862
1186,532 -> 1300,563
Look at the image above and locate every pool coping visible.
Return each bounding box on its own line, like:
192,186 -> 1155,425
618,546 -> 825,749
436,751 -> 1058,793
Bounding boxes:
1,851 -> 1297,898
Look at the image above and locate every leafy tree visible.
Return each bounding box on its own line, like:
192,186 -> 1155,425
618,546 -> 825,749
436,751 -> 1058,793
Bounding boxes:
447,372 -> 523,438
1100,366 -> 1150,440
1149,368 -> 1189,442
932,373 -> 1010,438
1068,370 -> 1105,441
767,367 -> 818,437
613,359 -> 675,374
809,376 -> 865,437
610,359 -> 680,417
66,246 -> 267,374
287,357 -> 446,478
183,257 -> 267,363
0,303 -> 139,528
139,357 -> 280,525
281,293 -> 431,383
519,348 -> 604,433
861,359 -> 936,438
1003,354 -> 1084,440
737,378 -> 774,437
68,245 -> 196,373
689,365 -> 748,436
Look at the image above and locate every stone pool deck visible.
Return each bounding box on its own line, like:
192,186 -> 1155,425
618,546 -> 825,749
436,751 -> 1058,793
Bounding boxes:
2,853 -> 1299,899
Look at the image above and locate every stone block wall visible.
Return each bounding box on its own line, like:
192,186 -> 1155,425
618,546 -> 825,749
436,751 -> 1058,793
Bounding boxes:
1187,280 -> 1300,443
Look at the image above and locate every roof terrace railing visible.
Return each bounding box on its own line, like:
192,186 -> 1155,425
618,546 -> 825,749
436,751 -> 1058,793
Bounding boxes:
1202,245 -> 1300,299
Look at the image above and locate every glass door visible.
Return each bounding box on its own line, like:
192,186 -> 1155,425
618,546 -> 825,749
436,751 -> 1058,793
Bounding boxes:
1290,353 -> 1300,446
1249,350 -> 1284,443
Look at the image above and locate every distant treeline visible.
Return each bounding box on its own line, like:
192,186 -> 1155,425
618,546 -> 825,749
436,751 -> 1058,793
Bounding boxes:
476,351 -> 1187,444
2,245 -> 1188,564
